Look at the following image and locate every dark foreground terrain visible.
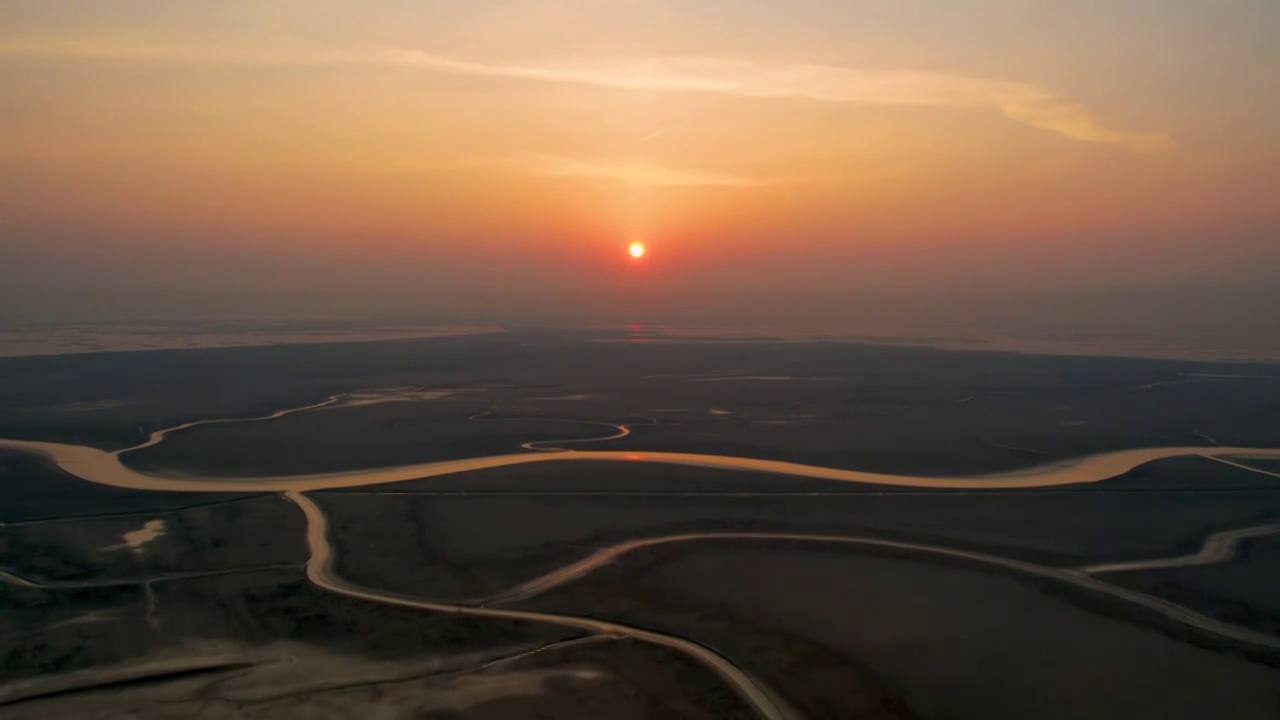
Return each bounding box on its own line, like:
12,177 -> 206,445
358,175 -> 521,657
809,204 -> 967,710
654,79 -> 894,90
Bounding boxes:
2,328 -> 1279,719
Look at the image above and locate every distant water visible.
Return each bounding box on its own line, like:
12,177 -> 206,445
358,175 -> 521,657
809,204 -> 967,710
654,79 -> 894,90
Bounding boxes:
599,324 -> 1280,363
2,315 -> 1276,364
0,321 -> 505,358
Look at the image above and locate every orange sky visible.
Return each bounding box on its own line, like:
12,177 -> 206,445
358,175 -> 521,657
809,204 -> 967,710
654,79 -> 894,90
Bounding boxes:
3,1 -> 1278,323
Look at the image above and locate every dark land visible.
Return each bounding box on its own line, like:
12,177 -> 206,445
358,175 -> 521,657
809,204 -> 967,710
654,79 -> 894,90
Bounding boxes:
2,328 -> 1279,718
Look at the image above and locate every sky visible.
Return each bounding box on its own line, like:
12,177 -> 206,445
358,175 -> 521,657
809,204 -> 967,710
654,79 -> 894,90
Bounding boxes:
2,1 -> 1278,329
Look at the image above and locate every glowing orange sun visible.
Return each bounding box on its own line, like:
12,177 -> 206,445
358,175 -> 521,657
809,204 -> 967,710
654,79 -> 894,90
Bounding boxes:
629,242 -> 646,259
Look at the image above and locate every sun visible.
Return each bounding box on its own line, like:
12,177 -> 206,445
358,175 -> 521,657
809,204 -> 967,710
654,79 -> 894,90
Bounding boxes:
629,241 -> 646,259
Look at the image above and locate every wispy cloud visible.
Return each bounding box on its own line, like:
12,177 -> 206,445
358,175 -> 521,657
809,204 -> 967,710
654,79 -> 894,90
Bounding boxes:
0,36 -> 352,66
1,36 -> 1169,152
387,52 -> 1170,153
637,123 -> 682,143
508,153 -> 773,188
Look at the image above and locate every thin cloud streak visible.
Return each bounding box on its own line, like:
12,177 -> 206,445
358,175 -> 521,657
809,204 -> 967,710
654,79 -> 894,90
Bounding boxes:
0,36 -> 1169,152
508,153 -> 773,188
388,51 -> 1170,152
637,123 -> 682,143
0,36 -> 358,66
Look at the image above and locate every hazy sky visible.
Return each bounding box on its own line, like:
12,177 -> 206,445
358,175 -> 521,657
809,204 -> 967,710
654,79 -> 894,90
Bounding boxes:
2,1 -> 1278,324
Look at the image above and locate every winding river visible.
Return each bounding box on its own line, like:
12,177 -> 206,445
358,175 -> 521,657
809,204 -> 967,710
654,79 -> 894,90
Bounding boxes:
285,491 -> 797,720
2,419 -> 1278,495
4,393 -> 1280,719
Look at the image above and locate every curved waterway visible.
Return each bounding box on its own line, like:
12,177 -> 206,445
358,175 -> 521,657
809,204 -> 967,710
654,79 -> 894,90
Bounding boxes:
4,395 -> 1280,720
2,431 -> 1278,495
468,411 -> 657,452
1081,522 -> 1280,575
471,530 -> 1280,651
284,491 -> 797,720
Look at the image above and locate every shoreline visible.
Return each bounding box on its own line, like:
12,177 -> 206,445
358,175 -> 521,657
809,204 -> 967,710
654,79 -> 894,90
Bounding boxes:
0,326 -> 509,360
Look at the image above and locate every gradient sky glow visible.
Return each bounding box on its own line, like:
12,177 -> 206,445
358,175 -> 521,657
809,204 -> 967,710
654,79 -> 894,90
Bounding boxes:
3,1 -> 1279,326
